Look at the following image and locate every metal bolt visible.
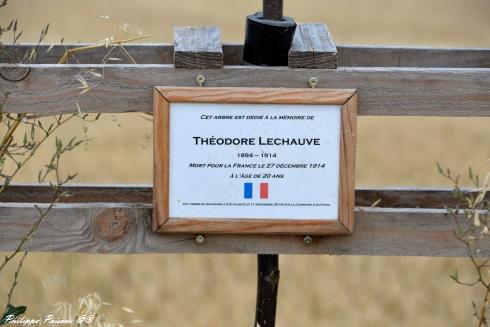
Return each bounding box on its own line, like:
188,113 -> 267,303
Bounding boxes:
303,235 -> 313,245
195,235 -> 205,244
308,77 -> 318,88
196,74 -> 206,86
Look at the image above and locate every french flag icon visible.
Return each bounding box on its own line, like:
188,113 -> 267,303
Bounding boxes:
244,182 -> 268,199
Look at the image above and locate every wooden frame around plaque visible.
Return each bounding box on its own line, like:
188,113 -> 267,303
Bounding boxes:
153,87 -> 357,235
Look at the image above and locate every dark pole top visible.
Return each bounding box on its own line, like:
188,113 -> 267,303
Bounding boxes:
263,0 -> 283,20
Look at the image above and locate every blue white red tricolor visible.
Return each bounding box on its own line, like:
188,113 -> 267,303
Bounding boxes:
243,182 -> 269,199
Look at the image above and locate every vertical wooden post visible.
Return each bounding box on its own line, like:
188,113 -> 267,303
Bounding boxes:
251,2 -> 284,325
255,254 -> 280,327
263,0 -> 283,20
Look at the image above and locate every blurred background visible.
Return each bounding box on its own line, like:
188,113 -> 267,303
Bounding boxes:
0,0 -> 489,325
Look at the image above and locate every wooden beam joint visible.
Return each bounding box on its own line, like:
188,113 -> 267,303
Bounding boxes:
174,26 -> 224,69
289,23 -> 338,69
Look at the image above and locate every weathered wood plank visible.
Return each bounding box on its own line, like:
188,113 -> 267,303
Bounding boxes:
5,44 -> 490,68
174,27 -> 223,68
0,184 -> 153,203
40,44 -> 175,65
338,45 -> 490,68
0,204 -> 484,256
1,185 -> 487,209
1,44 -> 241,65
289,24 -> 337,69
355,187 -> 480,208
0,64 -> 489,116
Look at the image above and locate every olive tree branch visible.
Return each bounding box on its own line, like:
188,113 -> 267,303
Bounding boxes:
439,163 -> 490,326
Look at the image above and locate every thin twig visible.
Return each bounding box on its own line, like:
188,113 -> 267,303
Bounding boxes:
4,251 -> 27,309
479,288 -> 490,327
57,34 -> 149,64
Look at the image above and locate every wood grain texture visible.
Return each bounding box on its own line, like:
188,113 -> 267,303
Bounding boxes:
0,204 -> 486,256
0,184 -> 152,203
337,45 -> 490,68
338,94 -> 357,231
1,64 -> 488,116
289,24 -> 337,69
152,89 -> 169,230
1,185 -> 486,209
6,44 -> 489,68
153,87 -> 356,235
174,27 -> 223,69
354,187 -> 489,208
156,86 -> 355,104
159,218 -> 349,235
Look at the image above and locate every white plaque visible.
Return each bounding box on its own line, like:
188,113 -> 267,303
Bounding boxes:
169,103 -> 340,220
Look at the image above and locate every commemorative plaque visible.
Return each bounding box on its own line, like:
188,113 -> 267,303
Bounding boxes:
153,87 -> 357,235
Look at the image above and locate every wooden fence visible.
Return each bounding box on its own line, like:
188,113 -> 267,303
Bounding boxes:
0,40 -> 489,256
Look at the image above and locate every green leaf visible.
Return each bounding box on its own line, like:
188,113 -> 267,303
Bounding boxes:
30,124 -> 35,140
67,137 -> 75,147
64,173 -> 78,183
0,304 -> 27,324
55,137 -> 62,151
450,270 -> 459,282
436,162 -> 443,174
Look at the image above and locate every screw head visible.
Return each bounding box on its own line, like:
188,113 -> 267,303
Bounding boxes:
303,235 -> 313,245
196,74 -> 206,86
195,235 -> 205,244
308,77 -> 318,88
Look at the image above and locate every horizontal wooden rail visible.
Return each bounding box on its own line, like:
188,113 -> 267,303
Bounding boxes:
1,43 -> 489,116
0,205 -> 481,256
0,185 -> 488,256
0,184 -> 485,208
6,44 -> 490,68
1,64 -> 489,116
0,184 -> 153,204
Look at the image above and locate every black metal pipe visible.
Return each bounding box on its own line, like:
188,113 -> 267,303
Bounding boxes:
263,0 -> 283,20
243,0 -> 295,66
255,254 -> 280,327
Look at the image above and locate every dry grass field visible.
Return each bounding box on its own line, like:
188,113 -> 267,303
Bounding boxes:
1,0 -> 490,326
